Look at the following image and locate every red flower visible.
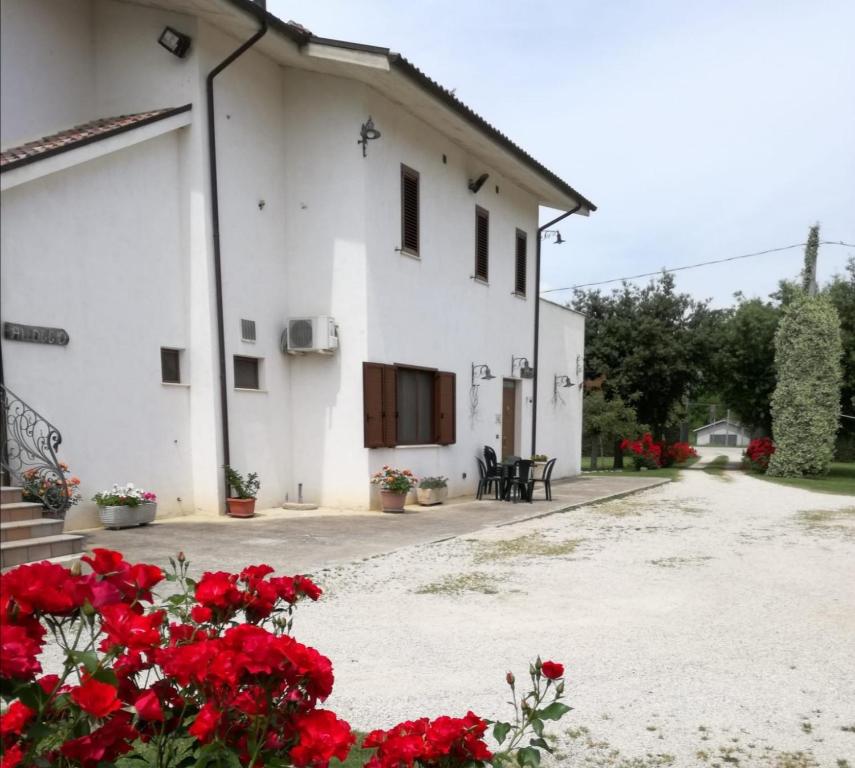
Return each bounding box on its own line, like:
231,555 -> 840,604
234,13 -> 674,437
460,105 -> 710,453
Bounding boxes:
188,702 -> 221,743
190,605 -> 213,624
134,689 -> 164,722
0,624 -> 43,680
60,712 -> 137,767
82,548 -> 127,576
1,561 -> 84,617
541,660 -> 564,680
195,571 -> 242,613
290,709 -> 354,767
71,675 -> 123,718
0,744 -> 24,768
99,603 -> 164,651
0,701 -> 34,737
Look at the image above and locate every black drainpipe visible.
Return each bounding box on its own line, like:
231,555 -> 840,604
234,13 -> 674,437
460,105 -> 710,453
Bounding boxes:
531,203 -> 583,457
206,21 -> 268,507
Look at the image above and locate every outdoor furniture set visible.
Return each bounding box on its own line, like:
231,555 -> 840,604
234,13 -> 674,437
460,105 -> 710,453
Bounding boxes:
476,446 -> 557,503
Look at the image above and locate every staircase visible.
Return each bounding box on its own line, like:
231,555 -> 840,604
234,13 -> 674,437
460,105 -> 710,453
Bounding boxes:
1,485 -> 85,570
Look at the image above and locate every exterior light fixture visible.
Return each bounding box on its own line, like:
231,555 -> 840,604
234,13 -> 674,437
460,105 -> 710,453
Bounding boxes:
358,116 -> 381,157
553,375 -> 574,398
512,356 -> 534,379
158,26 -> 192,58
472,364 -> 496,385
541,229 -> 565,244
468,173 -> 490,193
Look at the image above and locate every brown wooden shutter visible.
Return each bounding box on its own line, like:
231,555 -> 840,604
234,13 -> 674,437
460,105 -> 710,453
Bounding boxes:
401,165 -> 420,255
434,371 -> 456,445
475,207 -> 489,281
363,363 -> 385,448
382,365 -> 398,447
515,229 -> 527,296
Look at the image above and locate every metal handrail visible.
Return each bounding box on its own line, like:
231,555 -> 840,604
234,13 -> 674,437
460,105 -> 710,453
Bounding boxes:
0,383 -> 70,518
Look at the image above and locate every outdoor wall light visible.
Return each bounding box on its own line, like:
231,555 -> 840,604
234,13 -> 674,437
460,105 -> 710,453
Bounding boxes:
512,356 -> 534,379
472,364 -> 496,385
358,116 -> 381,157
468,173 -> 490,193
158,26 -> 192,58
541,229 -> 565,244
554,374 -> 574,396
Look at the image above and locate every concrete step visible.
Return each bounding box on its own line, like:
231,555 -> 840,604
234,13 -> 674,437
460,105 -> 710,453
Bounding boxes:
0,501 -> 45,523
2,486 -> 24,505
1,551 -> 83,573
0,533 -> 85,569
1,517 -> 65,542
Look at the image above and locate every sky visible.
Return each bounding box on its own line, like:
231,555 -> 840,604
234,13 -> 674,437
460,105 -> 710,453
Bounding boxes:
271,0 -> 855,307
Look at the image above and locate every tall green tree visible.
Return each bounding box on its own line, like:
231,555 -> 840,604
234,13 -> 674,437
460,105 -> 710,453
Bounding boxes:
801,223 -> 820,295
582,391 -> 642,469
571,272 -> 719,435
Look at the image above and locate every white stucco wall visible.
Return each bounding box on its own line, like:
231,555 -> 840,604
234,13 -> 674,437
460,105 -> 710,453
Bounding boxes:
535,300 -> 585,478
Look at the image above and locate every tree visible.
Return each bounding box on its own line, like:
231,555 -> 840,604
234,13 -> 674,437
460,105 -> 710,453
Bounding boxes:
767,294 -> 842,476
571,272 -> 719,436
827,258 -> 855,458
582,391 -> 641,469
801,223 -> 820,295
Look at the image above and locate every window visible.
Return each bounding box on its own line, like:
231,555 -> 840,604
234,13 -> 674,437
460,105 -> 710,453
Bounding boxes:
400,164 -> 420,256
515,229 -> 527,296
234,356 -> 260,390
241,318 -> 256,342
161,348 -> 181,384
475,206 -> 489,281
363,363 -> 455,447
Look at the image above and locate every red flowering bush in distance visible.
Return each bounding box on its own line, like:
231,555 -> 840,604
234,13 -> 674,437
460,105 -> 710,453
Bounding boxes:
1,549 -> 571,767
743,437 -> 775,473
620,433 -> 662,470
659,441 -> 699,468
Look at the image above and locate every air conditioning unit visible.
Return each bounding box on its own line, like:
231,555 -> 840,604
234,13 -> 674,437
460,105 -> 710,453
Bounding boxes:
284,316 -> 338,355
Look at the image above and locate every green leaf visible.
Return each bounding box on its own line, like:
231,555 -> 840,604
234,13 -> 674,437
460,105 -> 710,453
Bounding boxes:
529,738 -> 553,753
516,746 -> 541,768
530,718 -> 544,737
538,702 -> 572,721
89,666 -> 118,686
493,722 -> 512,745
68,650 -> 100,673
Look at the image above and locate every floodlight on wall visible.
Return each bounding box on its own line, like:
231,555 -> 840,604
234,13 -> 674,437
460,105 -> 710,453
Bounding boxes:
541,229 -> 565,244
158,26 -> 192,58
358,116 -> 381,157
471,364 -> 496,385
468,173 -> 490,193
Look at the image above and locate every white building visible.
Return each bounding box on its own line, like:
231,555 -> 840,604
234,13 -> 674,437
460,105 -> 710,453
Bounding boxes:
693,420 -> 751,448
0,0 -> 594,529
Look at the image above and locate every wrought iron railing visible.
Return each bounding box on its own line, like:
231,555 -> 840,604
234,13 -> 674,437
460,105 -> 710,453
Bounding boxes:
0,383 -> 70,518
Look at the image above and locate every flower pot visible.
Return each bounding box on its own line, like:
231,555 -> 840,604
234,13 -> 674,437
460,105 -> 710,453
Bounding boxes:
379,489 -> 407,513
532,462 -> 547,480
417,487 -> 447,506
136,502 -> 157,526
227,498 -> 256,518
98,504 -> 155,529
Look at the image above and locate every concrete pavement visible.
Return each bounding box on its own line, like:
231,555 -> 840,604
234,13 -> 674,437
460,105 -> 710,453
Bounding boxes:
78,474 -> 669,574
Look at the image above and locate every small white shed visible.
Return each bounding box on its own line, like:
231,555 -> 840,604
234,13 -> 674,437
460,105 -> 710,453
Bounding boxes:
693,419 -> 751,447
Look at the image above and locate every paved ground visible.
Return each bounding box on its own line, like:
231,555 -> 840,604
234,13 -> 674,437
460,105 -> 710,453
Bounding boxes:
79,474 -> 668,573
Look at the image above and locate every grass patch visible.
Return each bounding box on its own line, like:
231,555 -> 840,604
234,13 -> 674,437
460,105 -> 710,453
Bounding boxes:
581,456 -> 685,481
797,507 -> 855,539
754,462 -> 855,496
649,555 -> 712,568
702,455 -> 733,479
472,532 -> 581,563
415,571 -> 505,595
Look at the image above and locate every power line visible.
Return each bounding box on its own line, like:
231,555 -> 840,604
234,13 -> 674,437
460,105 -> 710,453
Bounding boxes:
541,240 -> 855,294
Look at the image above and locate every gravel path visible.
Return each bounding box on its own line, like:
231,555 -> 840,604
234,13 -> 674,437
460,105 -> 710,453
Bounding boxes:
293,468 -> 855,767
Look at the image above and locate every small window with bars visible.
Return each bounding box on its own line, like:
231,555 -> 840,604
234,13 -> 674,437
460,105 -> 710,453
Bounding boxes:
161,348 -> 182,384
234,356 -> 261,390
514,229 -> 527,296
400,164 -> 420,256
241,318 -> 256,342
474,206 -> 489,282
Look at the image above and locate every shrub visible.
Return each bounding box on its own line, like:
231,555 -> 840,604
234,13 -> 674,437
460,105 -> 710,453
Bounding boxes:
768,295 -> 843,476
0,551 -> 570,767
620,433 -> 662,470
743,437 -> 775,473
419,476 -> 448,489
370,466 -> 417,493
661,441 -> 698,467
224,465 -> 261,499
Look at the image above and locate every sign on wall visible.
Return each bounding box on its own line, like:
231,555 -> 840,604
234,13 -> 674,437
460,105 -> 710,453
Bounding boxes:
3,322 -> 69,346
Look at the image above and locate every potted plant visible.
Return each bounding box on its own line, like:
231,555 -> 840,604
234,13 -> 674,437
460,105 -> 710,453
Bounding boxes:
531,454 -> 548,480
417,476 -> 448,506
370,466 -> 417,513
93,483 -> 158,529
224,466 -> 260,517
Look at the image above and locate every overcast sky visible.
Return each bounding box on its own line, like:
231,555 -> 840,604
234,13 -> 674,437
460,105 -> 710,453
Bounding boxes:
272,0 -> 855,307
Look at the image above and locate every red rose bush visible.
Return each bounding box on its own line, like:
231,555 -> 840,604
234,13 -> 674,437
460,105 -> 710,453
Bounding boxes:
743,437 -> 775,473
620,433 -> 662,470
1,549 -> 571,767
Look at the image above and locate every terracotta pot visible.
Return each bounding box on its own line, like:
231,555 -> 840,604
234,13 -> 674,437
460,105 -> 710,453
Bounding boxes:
417,487 -> 447,506
227,497 -> 256,517
379,489 -> 407,513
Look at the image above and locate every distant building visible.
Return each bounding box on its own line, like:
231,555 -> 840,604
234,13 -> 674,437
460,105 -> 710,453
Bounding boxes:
693,420 -> 750,447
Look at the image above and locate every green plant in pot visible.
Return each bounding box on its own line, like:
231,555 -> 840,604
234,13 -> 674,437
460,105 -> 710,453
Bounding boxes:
417,475 -> 448,506
224,466 -> 261,518
370,466 -> 417,513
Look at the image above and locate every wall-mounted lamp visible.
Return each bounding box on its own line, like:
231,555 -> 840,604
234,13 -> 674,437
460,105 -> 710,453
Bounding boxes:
358,116 -> 381,157
553,375 -> 574,399
541,229 -> 565,244
158,26 -> 192,58
512,356 -> 534,379
468,173 -> 490,193
472,364 -> 496,385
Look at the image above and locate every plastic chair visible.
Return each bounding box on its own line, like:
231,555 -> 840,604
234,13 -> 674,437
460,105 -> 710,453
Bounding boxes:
531,458 -> 557,500
476,458 -> 500,500
483,446 -> 500,478
508,459 -> 534,503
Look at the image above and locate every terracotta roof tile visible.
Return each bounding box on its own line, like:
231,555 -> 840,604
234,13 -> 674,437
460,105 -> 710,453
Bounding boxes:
1,105 -> 192,172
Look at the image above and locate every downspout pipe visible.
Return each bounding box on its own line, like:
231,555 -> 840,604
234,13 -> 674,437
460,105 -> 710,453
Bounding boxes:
531,203 -> 583,457
206,21 -> 268,507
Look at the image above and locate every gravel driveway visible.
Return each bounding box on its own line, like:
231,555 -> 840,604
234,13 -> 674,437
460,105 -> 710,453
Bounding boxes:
293,468 -> 855,767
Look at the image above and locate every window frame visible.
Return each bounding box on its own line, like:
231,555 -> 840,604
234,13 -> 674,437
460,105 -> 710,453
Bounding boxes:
400,164 -> 420,257
514,228 -> 528,297
160,347 -> 182,384
474,205 -> 489,283
395,364 -> 438,446
233,355 -> 262,391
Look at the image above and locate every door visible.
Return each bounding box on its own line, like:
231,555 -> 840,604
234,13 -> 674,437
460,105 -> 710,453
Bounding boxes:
502,379 -> 517,459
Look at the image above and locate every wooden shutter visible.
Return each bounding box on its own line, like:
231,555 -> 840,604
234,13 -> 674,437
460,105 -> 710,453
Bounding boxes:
363,363 -> 398,447
401,165 -> 420,255
382,365 -> 398,447
475,207 -> 489,281
434,371 -> 456,445
515,229 -> 527,296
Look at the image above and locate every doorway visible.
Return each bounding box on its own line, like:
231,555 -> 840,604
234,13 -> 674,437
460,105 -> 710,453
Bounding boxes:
502,379 -> 518,459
